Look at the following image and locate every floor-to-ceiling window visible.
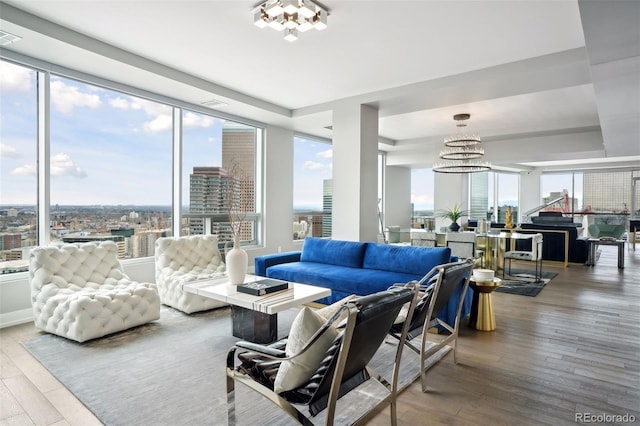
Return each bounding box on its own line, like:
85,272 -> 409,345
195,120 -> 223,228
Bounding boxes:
48,75 -> 173,259
540,172 -> 583,218
182,112 -> 259,246
410,168 -> 435,227
0,56 -> 264,273
292,135 -> 332,240
542,170 -> 640,228
0,60 -> 37,272
469,171 -> 519,224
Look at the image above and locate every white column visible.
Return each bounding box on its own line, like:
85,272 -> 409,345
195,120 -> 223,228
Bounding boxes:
332,103 -> 379,242
263,125 -> 294,250
519,170 -> 541,223
384,166 -> 412,229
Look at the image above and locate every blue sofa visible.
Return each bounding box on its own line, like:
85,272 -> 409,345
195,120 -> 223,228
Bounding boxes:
254,237 -> 473,327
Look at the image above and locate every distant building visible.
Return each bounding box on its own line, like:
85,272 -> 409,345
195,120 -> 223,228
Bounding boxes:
322,179 -> 332,237
62,234 -> 126,259
189,166 -> 238,240
0,234 -> 21,251
583,171 -> 633,213
189,122 -> 256,243
131,230 -> 168,258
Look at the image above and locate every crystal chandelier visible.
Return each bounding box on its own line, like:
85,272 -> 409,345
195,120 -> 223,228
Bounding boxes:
433,114 -> 491,173
253,0 -> 328,42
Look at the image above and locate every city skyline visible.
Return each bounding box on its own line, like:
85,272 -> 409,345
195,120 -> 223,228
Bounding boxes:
1,60 -> 332,209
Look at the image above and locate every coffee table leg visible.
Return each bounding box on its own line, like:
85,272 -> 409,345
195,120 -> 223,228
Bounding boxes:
231,305 -> 277,344
618,242 -> 624,269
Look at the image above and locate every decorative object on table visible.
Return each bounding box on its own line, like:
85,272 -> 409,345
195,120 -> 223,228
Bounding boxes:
505,206 -> 514,230
472,268 -> 495,282
236,278 -> 289,296
226,235 -> 249,285
225,160 -> 250,285
432,113 -> 491,173
438,203 -> 469,232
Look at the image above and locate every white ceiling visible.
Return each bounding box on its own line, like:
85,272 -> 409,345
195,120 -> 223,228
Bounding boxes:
1,0 -> 638,171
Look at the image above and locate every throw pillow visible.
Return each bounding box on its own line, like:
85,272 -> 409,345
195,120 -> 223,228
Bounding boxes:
274,307 -> 338,393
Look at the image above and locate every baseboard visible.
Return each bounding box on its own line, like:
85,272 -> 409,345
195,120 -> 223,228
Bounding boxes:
0,308 -> 33,329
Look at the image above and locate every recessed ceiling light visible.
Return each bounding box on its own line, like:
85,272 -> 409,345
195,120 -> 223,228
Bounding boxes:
0,30 -> 22,46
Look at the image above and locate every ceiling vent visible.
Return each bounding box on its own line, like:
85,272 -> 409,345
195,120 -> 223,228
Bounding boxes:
201,99 -> 228,109
0,30 -> 22,46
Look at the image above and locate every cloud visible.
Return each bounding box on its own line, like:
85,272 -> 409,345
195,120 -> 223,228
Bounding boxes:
50,80 -> 101,113
303,160 -> 328,171
0,144 -> 21,159
208,136 -> 221,144
106,95 -> 174,133
411,193 -> 434,205
144,115 -> 172,133
316,149 -> 333,159
51,153 -> 88,178
109,97 -> 130,109
12,163 -> 36,176
0,61 -> 32,92
183,111 -> 218,129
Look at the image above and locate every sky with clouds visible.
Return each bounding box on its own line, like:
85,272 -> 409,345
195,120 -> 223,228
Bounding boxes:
0,60 -> 333,209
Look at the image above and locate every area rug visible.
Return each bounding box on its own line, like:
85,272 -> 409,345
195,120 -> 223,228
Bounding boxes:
494,269 -> 558,297
24,306 -> 420,426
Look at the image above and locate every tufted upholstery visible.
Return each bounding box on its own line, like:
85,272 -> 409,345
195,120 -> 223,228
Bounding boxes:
154,235 -> 227,314
29,241 -> 160,343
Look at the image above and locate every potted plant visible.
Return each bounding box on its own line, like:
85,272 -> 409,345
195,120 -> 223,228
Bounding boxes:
438,203 -> 469,232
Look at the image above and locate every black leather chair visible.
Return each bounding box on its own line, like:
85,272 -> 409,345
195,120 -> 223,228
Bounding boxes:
225,284 -> 418,426
387,259 -> 473,393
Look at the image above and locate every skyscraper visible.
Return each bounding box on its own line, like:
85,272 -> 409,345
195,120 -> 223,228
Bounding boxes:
188,122 -> 257,242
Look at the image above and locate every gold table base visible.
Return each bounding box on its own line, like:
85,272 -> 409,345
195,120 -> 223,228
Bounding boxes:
469,278 -> 501,331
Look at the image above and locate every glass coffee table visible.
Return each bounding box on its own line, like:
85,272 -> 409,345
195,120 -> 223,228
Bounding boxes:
182,275 -> 331,343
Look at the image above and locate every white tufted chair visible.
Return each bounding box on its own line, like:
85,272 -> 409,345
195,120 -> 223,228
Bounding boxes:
29,241 -> 160,343
154,235 -> 227,314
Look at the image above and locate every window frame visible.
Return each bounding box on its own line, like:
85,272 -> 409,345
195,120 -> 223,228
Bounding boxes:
0,53 -> 266,273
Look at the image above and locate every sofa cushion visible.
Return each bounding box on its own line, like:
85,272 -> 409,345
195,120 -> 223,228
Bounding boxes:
267,262 -> 421,305
300,237 -> 366,268
362,243 -> 452,276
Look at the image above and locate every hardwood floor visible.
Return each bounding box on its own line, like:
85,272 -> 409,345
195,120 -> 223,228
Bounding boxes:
2,245 -> 639,425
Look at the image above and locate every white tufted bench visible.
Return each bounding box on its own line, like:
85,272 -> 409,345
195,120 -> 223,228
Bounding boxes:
154,235 -> 228,314
29,241 -> 161,343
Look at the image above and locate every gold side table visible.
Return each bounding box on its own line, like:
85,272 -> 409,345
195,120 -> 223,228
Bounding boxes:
469,277 -> 502,331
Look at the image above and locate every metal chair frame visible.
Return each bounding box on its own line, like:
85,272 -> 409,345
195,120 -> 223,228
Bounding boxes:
225,284 -> 419,426
387,259 -> 474,393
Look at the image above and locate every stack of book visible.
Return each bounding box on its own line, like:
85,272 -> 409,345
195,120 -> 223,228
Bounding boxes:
237,278 -> 289,296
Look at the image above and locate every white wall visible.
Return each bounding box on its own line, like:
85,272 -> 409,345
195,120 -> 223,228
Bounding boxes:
384,166 -> 412,229
519,169 -> 542,223
434,173 -> 468,231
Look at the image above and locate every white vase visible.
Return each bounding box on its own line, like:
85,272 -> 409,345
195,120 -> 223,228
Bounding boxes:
226,235 -> 248,285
